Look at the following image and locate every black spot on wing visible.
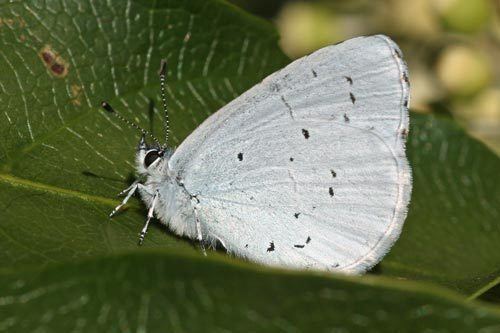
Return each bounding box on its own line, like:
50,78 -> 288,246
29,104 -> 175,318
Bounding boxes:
343,113 -> 350,122
294,236 -> 311,248
245,244 -> 248,248
403,99 -> 409,108
237,152 -> 243,161
267,241 -> 275,252
344,76 -> 353,85
302,129 -> 310,139
294,212 -> 300,219
289,157 -> 294,162
330,169 -> 336,178
350,92 -> 356,104
329,187 -> 334,197
312,69 -> 317,77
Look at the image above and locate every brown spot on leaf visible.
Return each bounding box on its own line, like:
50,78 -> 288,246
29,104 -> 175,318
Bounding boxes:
41,52 -> 52,64
3,18 -> 14,27
71,84 -> 83,106
39,45 -> 69,78
0,16 -> 27,28
51,63 -> 65,75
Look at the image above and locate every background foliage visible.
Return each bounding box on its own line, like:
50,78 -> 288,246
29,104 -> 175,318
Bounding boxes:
0,0 -> 499,331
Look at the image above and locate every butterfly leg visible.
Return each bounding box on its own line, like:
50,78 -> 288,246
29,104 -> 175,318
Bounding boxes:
193,207 -> 207,256
214,235 -> 227,252
117,181 -> 139,196
138,190 -> 159,245
109,181 -> 140,217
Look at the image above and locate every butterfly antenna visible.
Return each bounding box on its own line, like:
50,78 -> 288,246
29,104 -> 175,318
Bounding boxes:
158,59 -> 170,148
100,101 -> 162,147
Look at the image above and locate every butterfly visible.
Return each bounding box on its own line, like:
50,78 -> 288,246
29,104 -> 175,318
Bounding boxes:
101,35 -> 411,274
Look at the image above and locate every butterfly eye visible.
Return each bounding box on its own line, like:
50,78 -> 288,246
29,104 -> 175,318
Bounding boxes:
144,150 -> 161,168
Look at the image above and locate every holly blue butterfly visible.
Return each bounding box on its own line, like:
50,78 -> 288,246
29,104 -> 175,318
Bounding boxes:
101,34 -> 412,274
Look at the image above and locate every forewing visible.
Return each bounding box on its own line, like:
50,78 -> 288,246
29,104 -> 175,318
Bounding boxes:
169,35 -> 411,273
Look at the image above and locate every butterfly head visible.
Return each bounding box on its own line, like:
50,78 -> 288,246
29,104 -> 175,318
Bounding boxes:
100,60 -> 173,184
135,135 -> 172,177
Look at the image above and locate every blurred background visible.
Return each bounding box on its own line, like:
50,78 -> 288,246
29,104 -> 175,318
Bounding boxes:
229,0 -> 500,154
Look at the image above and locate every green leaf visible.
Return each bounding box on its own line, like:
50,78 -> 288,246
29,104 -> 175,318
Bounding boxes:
0,0 -> 499,311
378,113 -> 500,296
1,251 -> 500,332
0,0 -> 287,267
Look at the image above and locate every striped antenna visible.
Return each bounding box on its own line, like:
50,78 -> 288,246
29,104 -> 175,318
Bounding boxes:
158,59 -> 170,147
100,101 -> 162,148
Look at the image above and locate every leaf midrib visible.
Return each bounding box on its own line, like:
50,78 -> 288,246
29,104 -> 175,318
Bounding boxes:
0,173 -> 119,207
